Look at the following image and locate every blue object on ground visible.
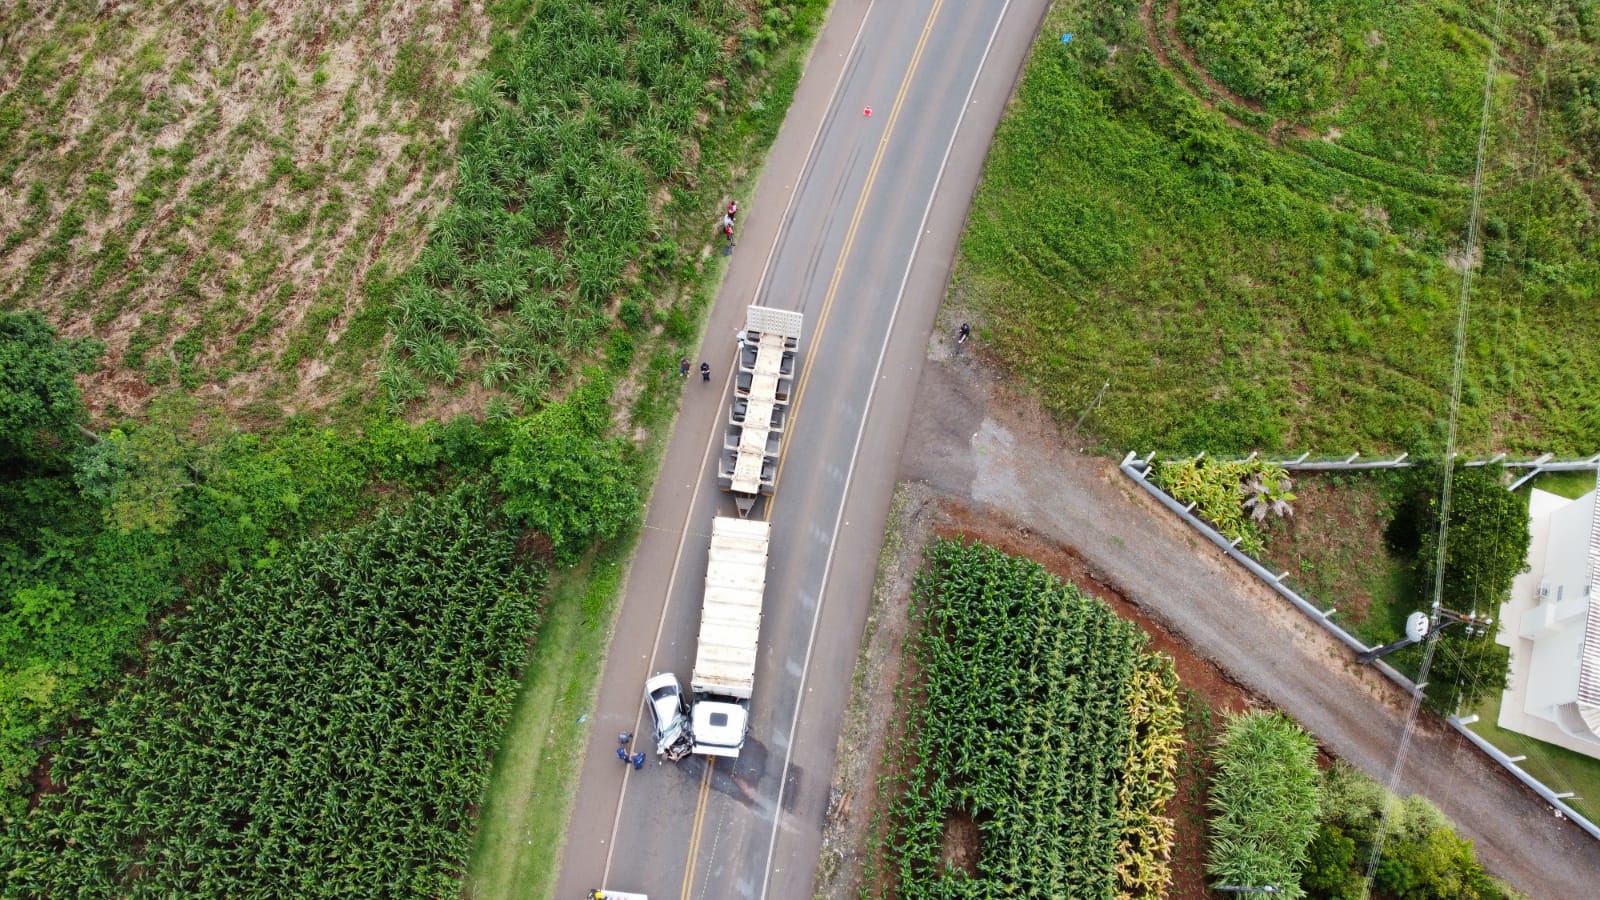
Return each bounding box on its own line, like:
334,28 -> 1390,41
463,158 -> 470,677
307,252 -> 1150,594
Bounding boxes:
1061,33 -> 1073,43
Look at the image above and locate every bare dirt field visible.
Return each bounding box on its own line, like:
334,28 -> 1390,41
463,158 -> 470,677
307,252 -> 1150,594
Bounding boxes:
815,336 -> 1600,899
0,0 -> 488,419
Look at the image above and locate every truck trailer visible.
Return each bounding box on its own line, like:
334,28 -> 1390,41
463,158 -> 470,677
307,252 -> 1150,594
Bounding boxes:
688,515 -> 770,758
717,306 -> 803,517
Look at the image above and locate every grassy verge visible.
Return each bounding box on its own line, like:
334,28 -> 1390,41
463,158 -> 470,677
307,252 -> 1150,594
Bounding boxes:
1466,689 -> 1600,824
1528,469 -> 1599,501
466,541 -> 627,900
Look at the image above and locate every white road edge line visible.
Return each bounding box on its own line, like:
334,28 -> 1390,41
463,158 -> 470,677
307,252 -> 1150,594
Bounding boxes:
599,2 -> 878,886
756,1 -> 1014,896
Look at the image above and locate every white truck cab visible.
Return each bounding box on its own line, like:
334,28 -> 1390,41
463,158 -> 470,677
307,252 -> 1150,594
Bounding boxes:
689,699 -> 748,758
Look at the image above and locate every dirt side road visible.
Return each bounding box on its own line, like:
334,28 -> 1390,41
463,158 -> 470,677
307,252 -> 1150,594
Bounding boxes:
834,346 -> 1598,898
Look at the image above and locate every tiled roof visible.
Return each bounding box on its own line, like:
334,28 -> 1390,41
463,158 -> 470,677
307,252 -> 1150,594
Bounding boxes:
1578,473 -> 1600,736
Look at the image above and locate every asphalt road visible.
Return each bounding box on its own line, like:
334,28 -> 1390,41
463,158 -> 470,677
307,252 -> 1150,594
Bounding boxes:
552,2 -> 1053,899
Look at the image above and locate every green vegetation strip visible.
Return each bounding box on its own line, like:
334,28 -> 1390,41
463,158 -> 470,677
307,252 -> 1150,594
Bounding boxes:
1206,711 -> 1321,898
870,540 -> 1182,898
1,488 -> 544,897
465,544 -> 626,900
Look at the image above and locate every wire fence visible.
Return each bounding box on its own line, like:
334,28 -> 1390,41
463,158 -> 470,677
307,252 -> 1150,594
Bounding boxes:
1130,450 -> 1600,492
1119,452 -> 1600,843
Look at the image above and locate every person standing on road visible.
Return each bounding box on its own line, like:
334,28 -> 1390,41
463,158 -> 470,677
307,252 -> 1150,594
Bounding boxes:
631,752 -> 646,770
700,361 -> 711,382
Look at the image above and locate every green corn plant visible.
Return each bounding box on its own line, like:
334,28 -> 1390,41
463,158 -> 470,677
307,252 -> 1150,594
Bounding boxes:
873,541 -> 1182,898
0,490 -> 544,897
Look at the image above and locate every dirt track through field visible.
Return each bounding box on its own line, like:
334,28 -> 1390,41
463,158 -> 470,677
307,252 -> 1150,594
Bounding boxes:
868,344 -> 1598,898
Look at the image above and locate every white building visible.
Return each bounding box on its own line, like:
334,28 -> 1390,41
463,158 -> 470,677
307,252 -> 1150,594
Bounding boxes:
1496,479 -> 1600,759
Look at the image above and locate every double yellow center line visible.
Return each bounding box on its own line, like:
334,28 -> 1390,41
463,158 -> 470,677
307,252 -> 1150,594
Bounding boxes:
677,0 -> 947,896
677,758 -> 716,899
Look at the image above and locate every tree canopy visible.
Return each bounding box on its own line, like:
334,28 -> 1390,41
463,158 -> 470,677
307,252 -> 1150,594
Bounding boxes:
0,311 -> 103,463
1389,463 -> 1531,611
494,372 -> 640,565
1386,462 -> 1526,711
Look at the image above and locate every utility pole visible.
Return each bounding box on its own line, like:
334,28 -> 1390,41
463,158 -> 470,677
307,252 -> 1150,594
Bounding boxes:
1358,608 -> 1494,664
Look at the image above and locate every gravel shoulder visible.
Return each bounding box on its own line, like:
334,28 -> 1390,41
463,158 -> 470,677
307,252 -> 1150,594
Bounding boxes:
816,340 -> 1599,899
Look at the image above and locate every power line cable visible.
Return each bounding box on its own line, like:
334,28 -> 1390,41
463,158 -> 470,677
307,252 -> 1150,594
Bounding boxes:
1361,1 -> 1505,895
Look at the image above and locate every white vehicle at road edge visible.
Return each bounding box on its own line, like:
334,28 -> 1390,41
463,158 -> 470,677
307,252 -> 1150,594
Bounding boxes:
643,673 -> 692,760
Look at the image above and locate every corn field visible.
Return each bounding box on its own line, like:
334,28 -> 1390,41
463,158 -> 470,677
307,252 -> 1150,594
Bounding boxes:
0,488 -> 544,897
873,541 -> 1183,899
384,0 -> 749,409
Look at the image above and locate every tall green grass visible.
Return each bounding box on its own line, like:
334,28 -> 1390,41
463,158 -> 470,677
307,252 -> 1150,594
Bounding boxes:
960,1 -> 1600,455
384,0 -> 823,414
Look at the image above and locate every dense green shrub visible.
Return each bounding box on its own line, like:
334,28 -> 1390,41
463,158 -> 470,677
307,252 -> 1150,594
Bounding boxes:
1549,41 -> 1600,169
1304,762 -> 1513,900
1386,463 -> 1529,611
1382,462 -> 1522,711
495,371 -> 641,566
1153,457 -> 1296,554
0,310 -> 102,462
1206,711 -> 1321,898
1178,0 -> 1371,114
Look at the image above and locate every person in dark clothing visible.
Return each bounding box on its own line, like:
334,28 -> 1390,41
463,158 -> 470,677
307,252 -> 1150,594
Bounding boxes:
679,358 -> 690,377
631,752 -> 646,770
616,746 -> 629,763
957,322 -> 972,344
700,361 -> 711,382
